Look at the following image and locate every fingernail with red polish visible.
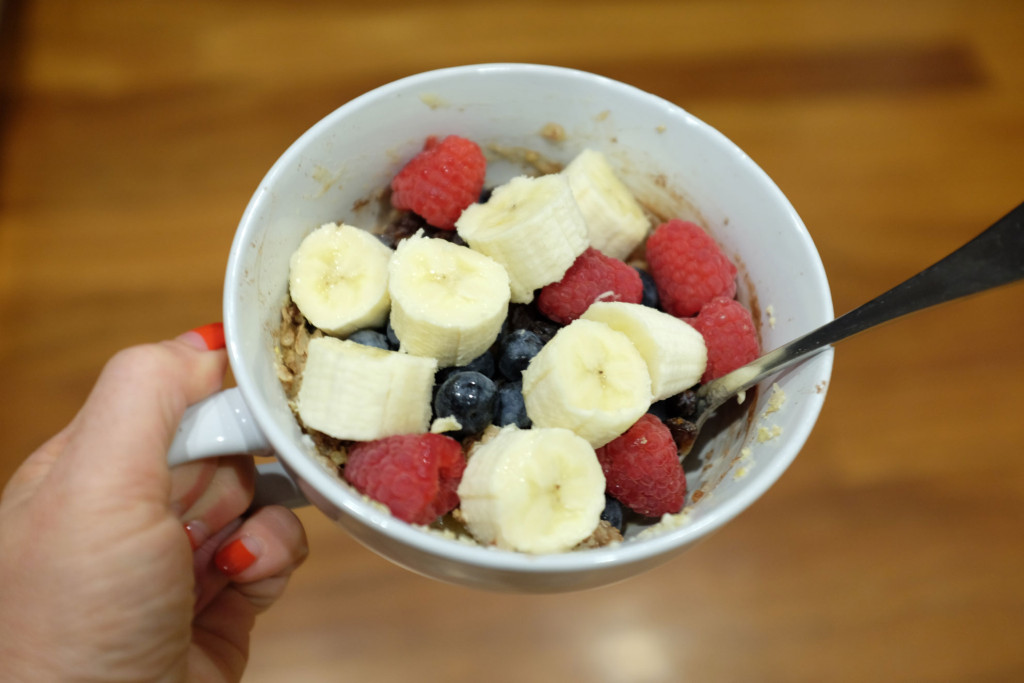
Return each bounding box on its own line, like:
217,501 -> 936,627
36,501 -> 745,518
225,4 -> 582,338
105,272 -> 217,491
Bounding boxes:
178,322 -> 225,351
214,536 -> 260,576
183,520 -> 209,551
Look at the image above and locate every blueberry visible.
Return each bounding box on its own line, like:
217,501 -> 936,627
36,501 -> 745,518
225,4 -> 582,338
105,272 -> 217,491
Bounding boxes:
498,328 -> 544,381
461,351 -> 496,378
385,318 -> 400,349
601,495 -> 626,533
435,352 -> 496,387
495,381 -> 531,428
635,266 -> 660,309
347,329 -> 389,350
503,303 -> 559,344
649,390 -> 699,422
433,371 -> 497,438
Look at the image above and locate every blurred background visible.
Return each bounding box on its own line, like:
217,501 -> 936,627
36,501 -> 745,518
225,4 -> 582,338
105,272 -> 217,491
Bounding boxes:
1,1 -> 1022,681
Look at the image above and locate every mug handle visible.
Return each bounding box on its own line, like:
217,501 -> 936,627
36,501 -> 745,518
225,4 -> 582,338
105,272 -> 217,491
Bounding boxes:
168,387 -> 309,509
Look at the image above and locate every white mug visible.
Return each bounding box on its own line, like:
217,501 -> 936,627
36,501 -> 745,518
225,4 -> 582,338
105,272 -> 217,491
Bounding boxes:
169,63 -> 834,593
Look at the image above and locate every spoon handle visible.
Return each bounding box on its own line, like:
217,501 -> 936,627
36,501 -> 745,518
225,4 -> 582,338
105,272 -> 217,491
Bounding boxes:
699,200 -> 1024,408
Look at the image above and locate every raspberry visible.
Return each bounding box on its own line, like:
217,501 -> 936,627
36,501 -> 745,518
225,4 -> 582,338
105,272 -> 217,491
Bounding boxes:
690,296 -> 760,382
645,219 -> 737,317
595,414 -> 686,517
537,247 -> 643,324
343,433 -> 466,525
390,135 -> 486,230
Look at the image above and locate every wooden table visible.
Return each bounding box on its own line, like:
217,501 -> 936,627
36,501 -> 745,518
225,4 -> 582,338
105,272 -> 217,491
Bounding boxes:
2,1 -> 1022,681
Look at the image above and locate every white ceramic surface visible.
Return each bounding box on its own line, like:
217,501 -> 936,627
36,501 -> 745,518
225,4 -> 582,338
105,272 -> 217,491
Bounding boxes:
201,63 -> 833,592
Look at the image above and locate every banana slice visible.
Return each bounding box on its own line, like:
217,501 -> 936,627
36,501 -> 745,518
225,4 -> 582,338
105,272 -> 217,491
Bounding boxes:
582,301 -> 707,400
296,336 -> 437,441
455,174 -> 589,303
563,149 -> 650,260
388,232 -> 510,368
456,425 -> 606,554
521,318 -> 652,447
288,222 -> 393,337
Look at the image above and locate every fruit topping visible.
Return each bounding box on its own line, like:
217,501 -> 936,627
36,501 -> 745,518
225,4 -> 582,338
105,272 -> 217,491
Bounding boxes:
595,413 -> 686,517
562,148 -> 650,260
495,381 -> 531,429
581,301 -> 706,401
689,295 -> 761,382
296,337 -> 437,441
456,425 -> 606,553
390,135 -> 486,230
288,222 -> 393,337
600,494 -> 626,534
649,389 -> 699,422
347,328 -> 390,350
456,174 -> 589,303
344,433 -> 466,525
435,351 -> 497,387
635,266 -> 660,308
388,232 -> 510,368
521,318 -> 652,448
502,302 -> 560,344
645,218 -> 737,317
433,371 -> 499,439
537,247 -> 643,324
497,328 -> 544,381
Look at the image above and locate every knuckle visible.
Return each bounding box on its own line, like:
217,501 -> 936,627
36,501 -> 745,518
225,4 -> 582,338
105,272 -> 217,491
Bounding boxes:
106,343 -> 178,383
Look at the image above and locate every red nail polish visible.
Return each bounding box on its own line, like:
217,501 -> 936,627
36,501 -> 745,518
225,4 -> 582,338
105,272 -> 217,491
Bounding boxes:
215,537 -> 258,576
190,322 -> 225,351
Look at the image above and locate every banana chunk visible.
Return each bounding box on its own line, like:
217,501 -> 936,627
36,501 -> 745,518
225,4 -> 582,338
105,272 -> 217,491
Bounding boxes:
521,318 -> 653,447
456,174 -> 589,303
456,425 -> 606,554
296,336 -> 436,441
388,232 -> 510,368
563,149 -> 650,260
582,301 -> 707,400
288,222 -> 393,337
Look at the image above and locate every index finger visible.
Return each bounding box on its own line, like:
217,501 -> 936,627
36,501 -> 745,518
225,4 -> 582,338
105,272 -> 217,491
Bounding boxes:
51,332 -> 229,508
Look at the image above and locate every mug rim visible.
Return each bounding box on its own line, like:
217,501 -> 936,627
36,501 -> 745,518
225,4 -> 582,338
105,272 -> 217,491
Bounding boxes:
223,62 -> 835,576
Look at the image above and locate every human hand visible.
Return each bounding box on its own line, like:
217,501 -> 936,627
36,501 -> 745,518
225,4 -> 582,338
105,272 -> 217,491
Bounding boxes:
0,325 -> 308,682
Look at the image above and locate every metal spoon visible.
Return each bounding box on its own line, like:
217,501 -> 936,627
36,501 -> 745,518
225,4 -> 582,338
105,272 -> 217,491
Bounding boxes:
679,200 -> 1024,456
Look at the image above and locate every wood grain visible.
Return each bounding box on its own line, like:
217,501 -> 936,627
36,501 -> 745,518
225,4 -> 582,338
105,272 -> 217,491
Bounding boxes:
2,1 -> 1022,681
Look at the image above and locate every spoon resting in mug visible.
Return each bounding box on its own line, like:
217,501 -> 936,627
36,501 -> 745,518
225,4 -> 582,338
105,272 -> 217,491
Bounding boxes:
678,200 -> 1024,457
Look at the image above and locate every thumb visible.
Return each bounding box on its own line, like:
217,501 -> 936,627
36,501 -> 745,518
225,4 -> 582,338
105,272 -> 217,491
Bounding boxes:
53,326 -> 229,506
